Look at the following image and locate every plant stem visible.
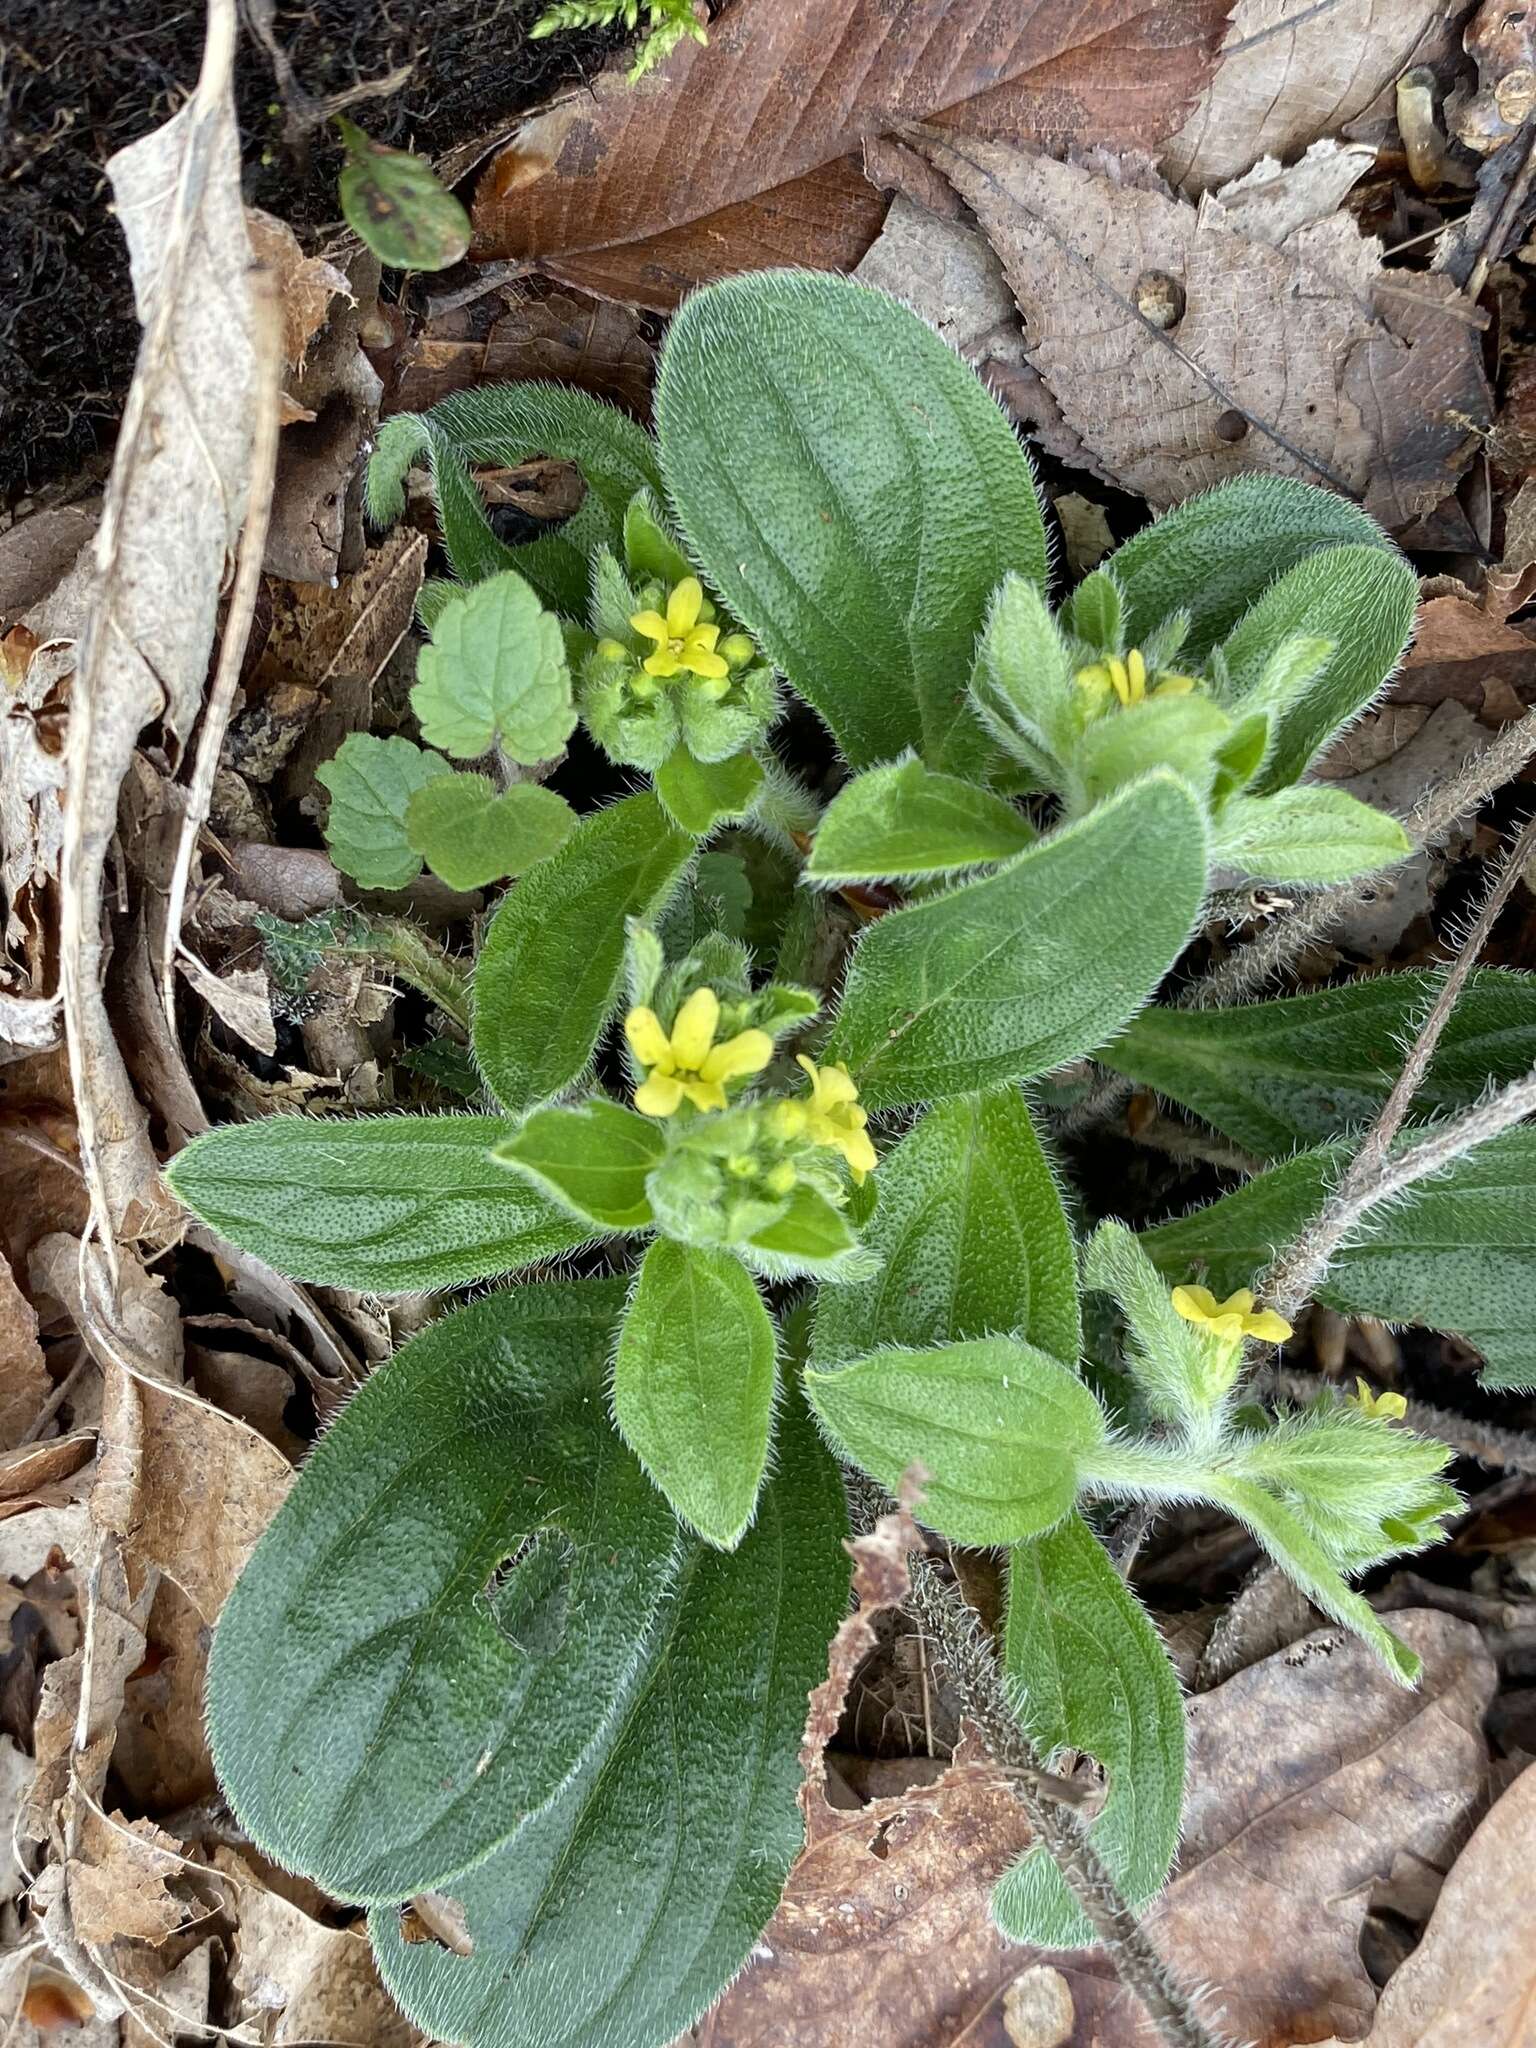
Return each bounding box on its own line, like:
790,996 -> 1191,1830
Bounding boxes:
1258,1366 -> 1536,1476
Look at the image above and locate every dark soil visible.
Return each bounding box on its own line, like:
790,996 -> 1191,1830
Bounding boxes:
0,0 -> 616,506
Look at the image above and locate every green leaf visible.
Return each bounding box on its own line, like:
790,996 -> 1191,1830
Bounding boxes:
1072,693 -> 1234,810
1217,544 -> 1417,791
967,573 -> 1077,787
826,774 -> 1208,1110
1106,476 -> 1395,662
1063,567 -> 1124,653
473,792 -> 693,1115
316,735 -> 452,890
1213,785 -> 1410,882
165,1114 -> 592,1292
1140,1129 -> 1536,1392
813,1086 -> 1080,1369
335,119 -> 471,271
996,1512 -> 1185,1945
368,1386 -> 848,2048
411,570 -> 575,763
623,487 -> 693,588
1082,1221 -> 1221,1430
493,1099 -> 664,1231
405,774 -> 575,890
657,271 -> 1047,770
654,747 -> 764,837
740,1183 -> 875,1283
207,1278 -> 680,1899
367,387 -> 663,615
613,1241 -> 776,1548
1098,967 -> 1536,1160
804,1336 -> 1106,1546
808,757 -> 1034,884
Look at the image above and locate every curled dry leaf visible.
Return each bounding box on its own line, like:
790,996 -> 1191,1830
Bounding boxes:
68,1809 -> 185,1949
471,0 -> 1229,309
0,1256 -> 50,1450
1304,1762 -> 1536,2048
696,1612 -> 1493,2048
911,129 -> 1490,530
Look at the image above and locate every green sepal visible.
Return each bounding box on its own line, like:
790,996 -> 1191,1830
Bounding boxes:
967,572 -> 1075,789
165,1114 -> 592,1292
405,775 -> 575,890
316,734 -> 452,890
1212,785 -> 1410,882
804,1336 -> 1107,1547
739,1184 -> 877,1283
654,747 -> 764,837
613,1240 -> 776,1549
826,773 -> 1208,1110
807,756 -> 1034,884
411,568 -> 575,763
473,792 -> 693,1115
493,1099 -> 664,1231
623,487 -> 694,589
206,1277 -> 680,1899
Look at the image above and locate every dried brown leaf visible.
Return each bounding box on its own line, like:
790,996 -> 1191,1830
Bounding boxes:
697,1612 -> 1493,2048
471,0 -> 1228,310
1162,0 -> 1445,193
914,129 -> 1489,528
0,1258 -> 50,1450
1305,1763 -> 1536,2048
245,208 -> 352,376
68,1810 -> 185,1949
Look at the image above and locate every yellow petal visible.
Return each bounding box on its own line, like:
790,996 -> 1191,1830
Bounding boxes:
1126,649 -> 1146,699
667,577 -> 704,635
680,1076 -> 727,1113
1209,1313 -> 1246,1340
699,1028 -> 774,1084
670,986 -> 720,1069
1107,656 -> 1132,706
1243,1309 -> 1293,1345
682,647 -> 730,681
1171,1285 -> 1219,1325
624,1006 -> 672,1070
635,1071 -> 684,1117
1215,1289 -> 1257,1318
630,609 -> 670,645
1153,673 -> 1197,696
643,649 -> 683,678
840,1126 -> 879,1180
688,621 -> 721,653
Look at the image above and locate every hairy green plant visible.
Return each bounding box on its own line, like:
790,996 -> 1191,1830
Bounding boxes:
165,272 -> 1528,2048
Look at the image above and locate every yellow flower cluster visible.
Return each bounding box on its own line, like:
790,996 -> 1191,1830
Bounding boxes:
1075,648 -> 1197,707
773,1056 -> 878,1184
625,988 -> 772,1117
629,578 -> 730,688
1171,1285 -> 1292,1346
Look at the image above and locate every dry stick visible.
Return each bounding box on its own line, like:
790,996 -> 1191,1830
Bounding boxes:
160,276 -> 283,1031
906,1561 -> 1236,2048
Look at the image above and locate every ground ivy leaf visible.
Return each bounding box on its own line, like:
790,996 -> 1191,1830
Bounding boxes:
368,1386 -> 848,2048
807,756 -> 1035,883
207,1277 -> 680,1901
613,1241 -> 776,1549
826,773 -> 1208,1110
813,1086 -> 1079,1368
493,1098 -> 663,1231
316,734 -> 452,890
473,792 -> 693,1114
804,1335 -> 1106,1547
997,1512 -> 1185,1945
657,270 -> 1047,770
166,1114 -> 592,1291
1098,967 -> 1536,1160
405,774 -> 576,890
411,569 -> 576,762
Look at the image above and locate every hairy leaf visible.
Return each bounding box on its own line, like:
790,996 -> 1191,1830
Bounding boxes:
813,1086 -> 1079,1368
1213,785 -> 1410,881
826,774 -> 1207,1109
1099,968 -> 1536,1160
207,1278 -> 679,1899
614,1241 -> 776,1548
740,1184 -> 874,1284
405,774 -> 575,890
474,792 -> 693,1114
658,271 -> 1046,769
808,757 -> 1034,884
316,734 -> 451,890
654,747 -> 764,837
166,1115 -> 591,1291
804,1336 -> 1106,1546
369,1387 -> 848,2048
967,571 -> 1076,788
997,1512 -> 1185,1944
1140,1129 -> 1536,1391
493,1098 -> 664,1231
411,571 -> 575,762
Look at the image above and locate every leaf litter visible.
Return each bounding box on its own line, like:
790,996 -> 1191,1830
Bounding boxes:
5,0 -> 1536,2045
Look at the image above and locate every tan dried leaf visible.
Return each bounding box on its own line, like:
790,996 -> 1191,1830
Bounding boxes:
697,1612 -> 1493,2048
68,1810 -> 185,1949
245,208 -> 352,375
1305,1762 -> 1536,2048
1162,0 -> 1445,193
0,1257 -> 49,1450
471,0 -> 1228,310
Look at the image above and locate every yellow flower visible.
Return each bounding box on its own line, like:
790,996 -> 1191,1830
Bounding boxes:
1349,1377 -> 1408,1423
1074,648 -> 1199,707
792,1054 -> 877,1183
625,987 -> 772,1117
1171,1284 -> 1292,1346
629,577 -> 730,684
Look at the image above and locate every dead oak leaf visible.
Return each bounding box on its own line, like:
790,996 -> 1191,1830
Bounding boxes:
1304,1762 -> 1536,2048
695,1611 -> 1494,2048
471,0 -> 1230,311
912,130 -> 1489,531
